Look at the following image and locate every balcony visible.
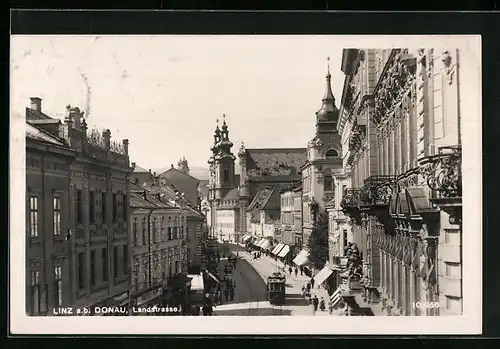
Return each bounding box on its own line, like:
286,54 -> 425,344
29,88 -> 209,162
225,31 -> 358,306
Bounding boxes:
358,175 -> 397,208
340,189 -> 359,210
419,145 -> 462,223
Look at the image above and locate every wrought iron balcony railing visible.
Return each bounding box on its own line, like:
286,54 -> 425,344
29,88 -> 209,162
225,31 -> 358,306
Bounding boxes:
420,145 -> 462,199
358,175 -> 397,207
340,189 -> 360,210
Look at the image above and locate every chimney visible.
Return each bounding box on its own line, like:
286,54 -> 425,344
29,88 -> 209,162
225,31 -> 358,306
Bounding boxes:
30,97 -> 42,112
171,164 -> 174,168
102,129 -> 111,150
131,162 -> 136,168
149,169 -> 152,174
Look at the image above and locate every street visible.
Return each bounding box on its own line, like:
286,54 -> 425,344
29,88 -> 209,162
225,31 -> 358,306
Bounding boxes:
212,244 -> 338,316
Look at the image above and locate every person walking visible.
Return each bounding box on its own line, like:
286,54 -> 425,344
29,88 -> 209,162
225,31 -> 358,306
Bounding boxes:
288,266 -> 293,275
328,299 -> 334,314
312,295 -> 319,315
310,277 -> 315,289
300,266 -> 304,276
306,282 -> 311,293
319,297 -> 326,311
301,285 -> 306,299
294,267 -> 298,278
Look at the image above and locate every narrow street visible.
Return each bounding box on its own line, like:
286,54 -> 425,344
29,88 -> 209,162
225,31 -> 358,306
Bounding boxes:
212,244 -> 338,316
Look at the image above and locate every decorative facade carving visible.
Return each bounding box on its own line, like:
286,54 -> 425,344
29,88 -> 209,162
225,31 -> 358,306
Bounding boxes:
359,175 -> 396,206
441,50 -> 454,85
420,145 -> 462,198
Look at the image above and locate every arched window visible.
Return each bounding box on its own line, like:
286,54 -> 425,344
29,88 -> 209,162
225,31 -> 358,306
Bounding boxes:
325,149 -> 339,159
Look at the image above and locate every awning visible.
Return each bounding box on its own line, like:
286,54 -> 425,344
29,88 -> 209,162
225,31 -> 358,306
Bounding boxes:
206,270 -> 220,284
277,245 -> 291,258
255,238 -> 265,247
260,239 -> 271,250
292,249 -> 310,266
313,265 -> 334,286
242,234 -> 252,243
330,286 -> 345,308
271,243 -> 285,255
188,274 -> 204,291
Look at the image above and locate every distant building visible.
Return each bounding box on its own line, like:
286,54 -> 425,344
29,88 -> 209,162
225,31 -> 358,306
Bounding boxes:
277,181 -> 302,262
159,162 -> 201,209
247,186 -> 280,246
207,114 -> 306,244
25,98 -> 133,314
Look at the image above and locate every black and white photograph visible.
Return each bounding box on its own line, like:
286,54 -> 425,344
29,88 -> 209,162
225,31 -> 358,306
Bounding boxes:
10,34 -> 481,335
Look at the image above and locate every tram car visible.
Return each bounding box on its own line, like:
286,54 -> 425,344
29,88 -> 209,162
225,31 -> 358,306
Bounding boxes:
266,272 -> 286,305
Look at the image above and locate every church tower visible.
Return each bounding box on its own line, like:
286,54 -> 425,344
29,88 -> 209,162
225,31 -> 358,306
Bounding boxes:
302,58 -> 343,249
213,114 -> 236,200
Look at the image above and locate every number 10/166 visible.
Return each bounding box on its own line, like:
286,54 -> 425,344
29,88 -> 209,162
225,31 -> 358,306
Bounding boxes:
412,302 -> 440,309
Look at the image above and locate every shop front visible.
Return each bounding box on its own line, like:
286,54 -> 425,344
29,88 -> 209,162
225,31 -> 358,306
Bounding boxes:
89,290 -> 130,316
129,284 -> 163,316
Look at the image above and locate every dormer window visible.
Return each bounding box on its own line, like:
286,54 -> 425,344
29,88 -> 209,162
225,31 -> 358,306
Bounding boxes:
325,149 -> 339,159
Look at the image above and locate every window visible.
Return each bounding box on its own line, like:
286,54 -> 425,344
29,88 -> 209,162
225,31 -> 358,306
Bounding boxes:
53,197 -> 61,236
113,246 -> 119,278
123,245 -> 128,275
152,217 -> 157,243
90,250 -> 96,286
122,194 -> 127,221
180,225 -> 184,240
142,218 -> 147,245
77,252 -> 85,290
102,248 -> 108,282
324,176 -> 334,192
31,270 -> 40,314
112,193 -> 117,222
133,218 -> 138,245
445,262 -> 461,278
223,169 -> 229,182
102,192 -> 107,223
29,196 -> 38,237
160,217 -> 165,241
325,149 -> 338,159
445,296 -> 462,314
76,190 -> 83,224
89,191 -> 95,224
54,266 -> 62,306
144,261 -> 150,286
168,227 -> 172,240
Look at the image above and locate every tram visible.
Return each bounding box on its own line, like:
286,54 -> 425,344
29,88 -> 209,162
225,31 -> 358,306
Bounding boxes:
266,272 -> 286,305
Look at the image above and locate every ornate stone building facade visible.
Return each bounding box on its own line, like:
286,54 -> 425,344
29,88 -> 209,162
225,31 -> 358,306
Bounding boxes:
339,48 -> 463,316
26,98 -> 133,313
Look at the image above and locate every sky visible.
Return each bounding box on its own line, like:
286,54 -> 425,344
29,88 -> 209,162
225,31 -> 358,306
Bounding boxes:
12,35 -> 345,169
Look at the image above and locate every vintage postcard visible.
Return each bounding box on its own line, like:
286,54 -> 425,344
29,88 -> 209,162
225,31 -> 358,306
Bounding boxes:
9,34 -> 482,335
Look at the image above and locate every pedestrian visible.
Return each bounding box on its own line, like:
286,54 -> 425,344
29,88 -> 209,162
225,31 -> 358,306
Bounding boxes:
202,306 -> 208,316
328,300 -> 334,314
306,282 -> 311,292
288,266 -> 292,275
229,287 -> 234,301
312,295 -> 319,313
300,266 -> 303,275
319,297 -> 326,311
294,267 -> 298,277
310,277 -> 315,289
301,285 -> 306,298
218,290 -> 223,305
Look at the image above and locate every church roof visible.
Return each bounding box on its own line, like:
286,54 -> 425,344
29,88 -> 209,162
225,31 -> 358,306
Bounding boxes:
244,148 -> 307,174
248,186 -> 279,211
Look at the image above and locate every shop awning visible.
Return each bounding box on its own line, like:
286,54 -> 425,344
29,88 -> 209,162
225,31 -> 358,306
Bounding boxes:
330,285 -> 345,307
277,244 -> 291,258
206,270 -> 220,283
261,239 -> 272,250
242,234 -> 252,243
255,238 -> 265,247
293,249 -> 310,266
271,243 -> 285,255
313,265 -> 334,286
188,274 -> 205,291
